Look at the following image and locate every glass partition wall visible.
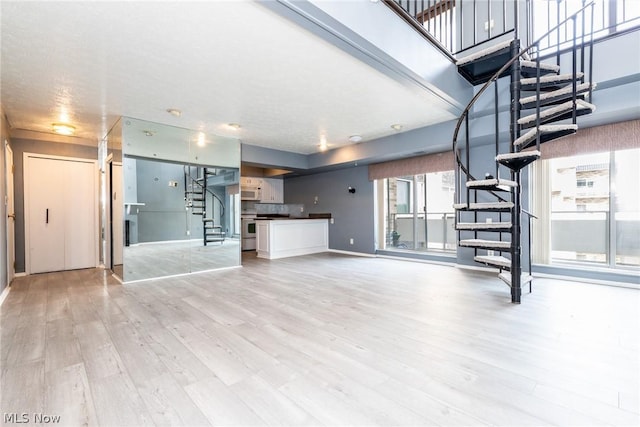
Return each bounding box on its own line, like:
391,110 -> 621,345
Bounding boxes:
103,117 -> 241,282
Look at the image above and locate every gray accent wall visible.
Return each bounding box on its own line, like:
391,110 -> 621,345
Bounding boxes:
133,159 -> 194,243
11,138 -> 98,273
284,165 -> 375,254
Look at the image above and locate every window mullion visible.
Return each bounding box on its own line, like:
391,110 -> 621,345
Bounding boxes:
609,150 -> 617,268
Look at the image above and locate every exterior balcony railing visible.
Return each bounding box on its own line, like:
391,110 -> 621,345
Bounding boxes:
550,210 -> 640,267
388,212 -> 456,251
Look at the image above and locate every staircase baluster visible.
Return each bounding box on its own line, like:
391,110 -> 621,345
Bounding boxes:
535,44 -> 541,152
494,79 -> 499,179
465,114 -> 470,206
472,0 -> 477,46
572,15 -> 578,124
487,0 -> 492,39
510,38 -> 522,304
438,0 -> 442,46
556,1 -> 561,66
589,1 -> 594,100
458,0 -> 463,52
449,0 -> 453,52
580,0 -> 586,84
513,0 -> 519,40
503,0 -> 507,35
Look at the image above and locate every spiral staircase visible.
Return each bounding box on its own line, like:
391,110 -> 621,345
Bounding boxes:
184,166 -> 226,246
452,2 -> 596,303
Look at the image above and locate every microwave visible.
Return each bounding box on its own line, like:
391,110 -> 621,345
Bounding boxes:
241,187 -> 261,201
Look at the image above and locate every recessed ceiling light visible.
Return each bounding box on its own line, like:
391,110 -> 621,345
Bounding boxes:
166,108 -> 182,117
319,135 -> 328,151
391,124 -> 403,131
227,123 -> 241,130
197,132 -> 206,147
52,123 -> 75,135
143,130 -> 155,137
348,135 -> 363,143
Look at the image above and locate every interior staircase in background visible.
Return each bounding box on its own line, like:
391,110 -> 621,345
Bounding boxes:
184,166 -> 226,246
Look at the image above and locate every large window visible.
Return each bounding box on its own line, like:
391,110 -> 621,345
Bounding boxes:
380,171 -> 456,253
533,148 -> 640,268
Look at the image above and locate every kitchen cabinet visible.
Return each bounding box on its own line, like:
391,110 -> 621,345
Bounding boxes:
256,218 -> 328,259
260,178 -> 284,203
241,177 -> 263,187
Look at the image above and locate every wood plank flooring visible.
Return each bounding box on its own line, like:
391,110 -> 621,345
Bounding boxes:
1,252 -> 639,426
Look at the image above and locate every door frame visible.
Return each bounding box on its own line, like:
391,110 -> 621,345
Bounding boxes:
104,154 -> 124,271
5,141 -> 14,284
23,153 -> 99,274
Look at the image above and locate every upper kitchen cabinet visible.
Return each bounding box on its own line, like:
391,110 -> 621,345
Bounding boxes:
260,178 -> 284,203
241,177 -> 263,187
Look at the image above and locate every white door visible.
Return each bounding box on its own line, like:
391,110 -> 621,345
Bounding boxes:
25,155 -> 97,274
27,157 -> 66,273
5,142 -> 15,283
111,162 -> 123,266
63,160 -> 97,270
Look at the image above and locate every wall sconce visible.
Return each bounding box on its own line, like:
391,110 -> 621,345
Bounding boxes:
348,187 -> 356,194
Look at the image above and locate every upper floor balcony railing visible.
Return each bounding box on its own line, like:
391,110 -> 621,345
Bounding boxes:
386,0 -> 640,57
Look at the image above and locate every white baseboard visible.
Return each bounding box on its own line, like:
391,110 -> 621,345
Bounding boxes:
328,249 -> 376,258
14,272 -> 27,278
532,271 -> 640,290
376,254 -> 457,268
0,285 -> 10,306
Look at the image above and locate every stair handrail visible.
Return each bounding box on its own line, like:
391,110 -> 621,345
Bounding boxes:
452,0 -> 596,202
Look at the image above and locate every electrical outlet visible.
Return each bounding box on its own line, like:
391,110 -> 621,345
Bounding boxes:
349,238 -> 354,245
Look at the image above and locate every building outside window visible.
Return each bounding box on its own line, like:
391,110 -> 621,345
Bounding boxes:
532,148 -> 640,269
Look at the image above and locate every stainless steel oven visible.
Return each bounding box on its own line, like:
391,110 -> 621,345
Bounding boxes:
241,217 -> 256,250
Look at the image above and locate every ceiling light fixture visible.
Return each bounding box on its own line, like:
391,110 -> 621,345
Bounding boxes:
319,136 -> 328,151
348,135 -> 363,143
143,130 -> 155,137
197,132 -> 206,147
166,108 -> 182,117
391,124 -> 403,131
227,123 -> 241,130
52,123 -> 75,136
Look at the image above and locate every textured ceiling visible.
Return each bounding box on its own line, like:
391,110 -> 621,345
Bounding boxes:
1,1 -> 457,155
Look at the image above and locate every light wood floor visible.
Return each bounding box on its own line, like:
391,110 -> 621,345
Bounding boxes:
1,252 -> 639,426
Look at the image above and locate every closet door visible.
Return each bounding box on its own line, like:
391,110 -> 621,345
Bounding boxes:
64,159 -> 97,270
26,155 -> 97,274
27,157 -> 66,273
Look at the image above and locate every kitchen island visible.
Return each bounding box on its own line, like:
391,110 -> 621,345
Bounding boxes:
256,218 -> 328,260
